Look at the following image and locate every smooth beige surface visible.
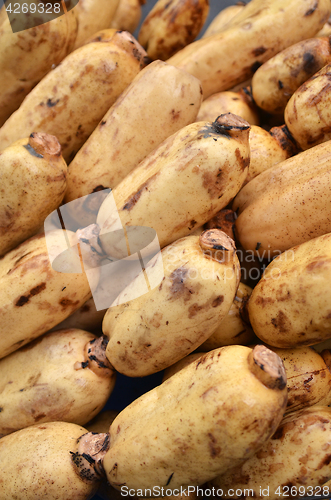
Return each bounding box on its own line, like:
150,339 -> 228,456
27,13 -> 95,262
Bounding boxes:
233,140 -> 331,257
0,231 -> 99,359
0,329 -> 115,436
73,0 -> 120,49
248,232 -> 331,347
162,352 -> 205,382
65,60 -> 203,225
103,345 -> 287,490
202,3 -> 245,38
97,115 -> 250,254
270,346 -> 331,412
167,0 -> 330,98
110,0 -> 143,33
0,3 -> 77,126
138,0 -> 209,60
82,28 -> 118,45
252,37 -> 331,115
245,125 -> 294,183
103,232 -> 240,376
0,32 -> 146,162
0,421 -> 96,499
211,407 -> 331,499
200,282 -> 254,350
196,90 -> 259,125
0,135 -> 67,257
285,62 -> 331,150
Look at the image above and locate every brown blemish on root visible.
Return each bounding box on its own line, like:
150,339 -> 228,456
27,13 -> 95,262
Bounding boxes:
235,147 -> 249,170
254,296 -> 274,307
317,454 -> 331,469
59,298 -> 80,311
202,167 -> 224,197
34,412 -> 46,422
171,109 -> 181,120
20,337 -> 44,352
169,267 -> 193,301
188,294 -> 224,318
306,259 -> 331,271
122,172 -> 160,210
15,282 -> 46,307
271,310 -> 289,333
19,385 -> 74,424
188,303 -> 204,318
302,51 -> 319,74
252,46 -> 267,57
212,296 -> 224,307
304,1 -> 318,16
208,433 -> 221,458
150,312 -> 163,328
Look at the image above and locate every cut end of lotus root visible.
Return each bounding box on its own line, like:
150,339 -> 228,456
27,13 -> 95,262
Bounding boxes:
213,113 -> 251,133
29,132 -> 62,157
71,432 -> 110,482
199,229 -> 236,262
248,345 -> 287,390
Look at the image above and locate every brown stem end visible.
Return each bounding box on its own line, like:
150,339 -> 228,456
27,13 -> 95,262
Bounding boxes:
213,113 -> 251,136
248,345 -> 287,390
199,229 -> 236,261
29,132 -> 62,157
71,432 -> 110,482
76,336 -> 115,377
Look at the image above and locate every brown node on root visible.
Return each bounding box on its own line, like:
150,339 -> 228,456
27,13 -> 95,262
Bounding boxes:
71,432 -> 110,482
74,336 -> 115,377
248,345 -> 287,390
29,132 -> 62,157
199,228 -> 236,263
